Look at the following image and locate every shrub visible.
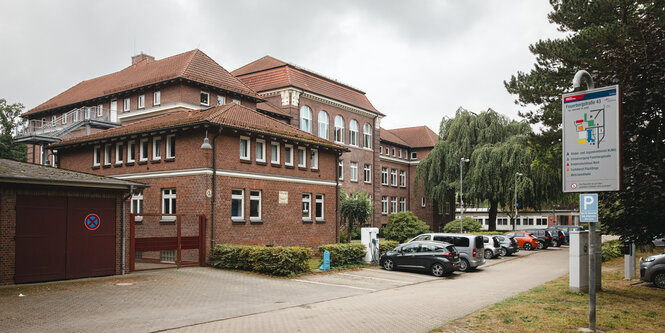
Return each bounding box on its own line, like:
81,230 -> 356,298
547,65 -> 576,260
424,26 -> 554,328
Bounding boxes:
443,217 -> 482,233
383,211 -> 432,243
481,231 -> 507,235
379,240 -> 399,254
601,240 -> 623,262
318,243 -> 366,269
209,244 -> 311,276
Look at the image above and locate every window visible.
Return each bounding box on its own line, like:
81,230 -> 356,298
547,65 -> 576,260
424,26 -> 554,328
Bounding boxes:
93,146 -> 101,166
349,120 -> 359,146
399,149 -> 403,159
62,113 -> 67,124
97,104 -> 103,117
152,137 -> 162,160
284,144 -> 293,166
162,189 -> 176,215
400,170 -> 406,187
411,152 -> 417,160
381,196 -> 388,215
315,194 -> 324,221
216,95 -> 226,105
140,139 -> 149,161
400,198 -> 406,212
270,142 -> 280,164
239,136 -> 250,161
299,106 -> 312,133
138,94 -> 145,109
131,193 -> 143,214
318,111 -> 329,139
154,91 -> 161,106
51,115 -> 56,126
350,162 -> 358,182
380,146 -> 383,155
124,98 -> 130,111
363,164 -> 371,183
127,141 -> 135,163
160,250 -> 176,263
115,142 -> 123,165
250,190 -> 262,221
391,169 -> 397,186
73,110 -> 79,122
200,91 -> 210,106
166,135 -> 175,159
391,197 -> 397,213
85,107 -> 91,120
231,189 -> 244,220
363,123 -> 372,148
232,99 -> 241,105
421,197 -> 426,207
381,167 -> 388,185
334,115 -> 345,143
297,147 -> 306,168
302,193 -> 311,221
104,144 -> 112,166
256,139 -> 266,163
310,149 -> 318,169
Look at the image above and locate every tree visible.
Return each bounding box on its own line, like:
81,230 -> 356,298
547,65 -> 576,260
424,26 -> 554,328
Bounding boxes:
442,217 -> 482,233
383,211 -> 431,243
339,191 -> 372,243
0,98 -> 26,162
505,1 -> 665,243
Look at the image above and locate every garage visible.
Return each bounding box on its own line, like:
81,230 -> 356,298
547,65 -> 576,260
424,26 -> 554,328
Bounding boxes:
1,158 -> 145,285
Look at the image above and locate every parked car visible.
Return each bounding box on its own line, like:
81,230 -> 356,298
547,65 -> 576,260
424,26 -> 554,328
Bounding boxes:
480,235 -> 501,259
408,233 -> 486,272
640,252 -> 665,289
546,228 -> 567,247
493,235 -> 520,256
380,241 -> 460,277
550,225 -> 583,244
652,237 -> 665,247
523,229 -> 554,249
504,231 -> 539,250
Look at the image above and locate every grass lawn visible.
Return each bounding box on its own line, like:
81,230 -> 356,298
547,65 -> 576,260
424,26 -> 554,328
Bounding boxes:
438,248 -> 665,332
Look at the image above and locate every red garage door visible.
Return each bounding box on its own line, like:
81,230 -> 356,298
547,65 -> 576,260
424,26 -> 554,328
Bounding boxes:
15,196 -> 116,283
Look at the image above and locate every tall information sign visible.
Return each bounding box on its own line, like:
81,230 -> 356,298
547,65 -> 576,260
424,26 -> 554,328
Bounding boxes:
562,85 -> 621,192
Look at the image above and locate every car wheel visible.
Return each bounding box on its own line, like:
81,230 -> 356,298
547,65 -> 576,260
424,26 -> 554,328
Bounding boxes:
431,263 -> 446,277
383,258 -> 395,271
537,242 -> 544,250
458,259 -> 470,272
499,247 -> 508,257
524,243 -> 533,250
484,249 -> 493,259
556,241 -> 562,247
654,272 -> 665,289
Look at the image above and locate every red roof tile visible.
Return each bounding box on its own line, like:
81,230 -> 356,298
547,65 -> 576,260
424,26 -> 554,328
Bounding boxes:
388,126 -> 439,148
25,50 -> 261,116
257,101 -> 289,117
233,56 -> 383,116
379,128 -> 410,147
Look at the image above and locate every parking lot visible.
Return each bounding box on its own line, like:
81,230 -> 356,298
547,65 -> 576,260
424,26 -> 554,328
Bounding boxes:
0,247 -> 564,333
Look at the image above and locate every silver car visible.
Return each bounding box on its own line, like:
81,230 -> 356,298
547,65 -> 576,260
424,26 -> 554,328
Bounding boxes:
481,235 -> 501,259
408,233 -> 486,272
640,252 -> 665,289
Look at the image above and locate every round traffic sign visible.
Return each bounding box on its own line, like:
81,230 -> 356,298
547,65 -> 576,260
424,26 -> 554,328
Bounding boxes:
571,183 -> 578,189
85,214 -> 100,231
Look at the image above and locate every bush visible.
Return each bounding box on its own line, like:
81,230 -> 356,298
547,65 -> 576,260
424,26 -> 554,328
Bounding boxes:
481,231 -> 507,235
601,240 -> 623,262
379,240 -> 399,254
209,244 -> 311,276
383,211 -> 432,243
318,243 -> 366,269
443,217 -> 482,233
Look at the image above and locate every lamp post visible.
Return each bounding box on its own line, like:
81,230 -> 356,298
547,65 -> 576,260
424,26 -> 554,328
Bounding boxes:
460,157 -> 470,232
514,172 -> 522,230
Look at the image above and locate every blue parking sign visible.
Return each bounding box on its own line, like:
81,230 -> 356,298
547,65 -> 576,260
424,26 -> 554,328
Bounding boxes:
580,194 -> 599,222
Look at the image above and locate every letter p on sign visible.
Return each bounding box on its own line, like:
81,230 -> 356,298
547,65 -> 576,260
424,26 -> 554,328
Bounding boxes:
580,194 -> 599,223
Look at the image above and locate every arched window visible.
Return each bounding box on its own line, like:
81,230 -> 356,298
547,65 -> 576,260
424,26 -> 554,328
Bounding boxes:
318,111 -> 329,140
299,106 -> 312,133
334,115 -> 345,143
363,123 -> 372,148
349,120 -> 359,146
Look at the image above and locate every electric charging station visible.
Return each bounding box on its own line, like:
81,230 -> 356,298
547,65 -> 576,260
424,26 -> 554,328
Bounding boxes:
361,227 -> 379,264
623,241 -> 636,280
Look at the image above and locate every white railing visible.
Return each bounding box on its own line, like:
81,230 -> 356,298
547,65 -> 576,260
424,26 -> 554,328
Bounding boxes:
17,106 -> 114,138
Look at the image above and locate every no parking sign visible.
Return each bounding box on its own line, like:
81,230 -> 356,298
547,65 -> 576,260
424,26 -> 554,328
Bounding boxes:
85,214 -> 100,230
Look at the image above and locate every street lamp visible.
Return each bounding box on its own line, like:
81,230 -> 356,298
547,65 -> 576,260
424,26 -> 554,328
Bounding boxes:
460,157 -> 470,232
514,172 -> 523,230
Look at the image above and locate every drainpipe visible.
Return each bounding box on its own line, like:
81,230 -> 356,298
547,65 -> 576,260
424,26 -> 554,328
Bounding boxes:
335,151 -> 340,243
210,127 -> 221,252
121,185 -> 134,275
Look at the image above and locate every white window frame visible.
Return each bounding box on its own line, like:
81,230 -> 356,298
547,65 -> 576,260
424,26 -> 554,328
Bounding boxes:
349,120 -> 359,146
104,144 -> 112,166
256,139 -> 266,163
350,161 -> 358,182
250,190 -> 262,222
139,138 -> 149,161
51,115 -> 56,126
411,152 -> 417,160
232,99 -> 241,105
400,170 -> 406,187
124,98 -> 131,112
381,167 -> 388,185
392,147 -> 396,156
338,159 -> 344,180
231,189 -> 244,221
310,149 -> 318,170
152,136 -> 162,160
62,113 -> 67,124
154,91 -> 161,106
97,104 -> 103,117
391,197 -> 397,213
299,106 -> 312,133
400,198 -> 406,212
131,193 -> 143,214
334,115 -> 345,143
382,196 -> 388,215
165,135 -> 175,159
115,142 -> 123,165
93,145 -> 101,166
85,107 -> 91,120
138,94 -> 145,109
73,110 -> 79,122
239,136 -> 250,161
363,164 -> 372,183
217,95 -> 226,105
421,197 -> 426,208
284,144 -> 293,166
297,147 -> 307,168
315,194 -> 324,221
391,169 -> 398,186
318,111 -> 329,139
302,193 -> 312,221
270,142 -> 280,165
200,91 -> 210,106
363,123 -> 372,149
127,141 -> 135,163
161,188 -> 177,218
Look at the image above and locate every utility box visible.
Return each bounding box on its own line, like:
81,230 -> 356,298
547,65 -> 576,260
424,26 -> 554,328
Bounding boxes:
569,230 -> 602,293
361,227 -> 379,264
624,241 -> 636,280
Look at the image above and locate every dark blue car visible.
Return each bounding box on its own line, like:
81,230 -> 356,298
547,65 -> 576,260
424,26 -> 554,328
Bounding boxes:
380,241 -> 460,277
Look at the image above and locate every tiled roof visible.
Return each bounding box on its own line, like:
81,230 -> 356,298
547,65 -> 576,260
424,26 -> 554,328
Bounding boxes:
51,104 -> 345,151
388,126 -> 439,148
233,56 -> 383,116
379,128 -> 410,147
25,49 -> 261,116
257,101 -> 290,117
0,158 -> 145,189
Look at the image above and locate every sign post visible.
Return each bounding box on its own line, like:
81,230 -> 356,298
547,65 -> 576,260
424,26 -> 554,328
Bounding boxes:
580,194 -> 599,331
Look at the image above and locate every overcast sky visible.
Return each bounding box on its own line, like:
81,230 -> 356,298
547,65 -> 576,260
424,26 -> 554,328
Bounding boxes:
0,0 -> 563,132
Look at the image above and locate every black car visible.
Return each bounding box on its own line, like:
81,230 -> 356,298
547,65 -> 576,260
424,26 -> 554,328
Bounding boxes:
546,228 -> 567,247
522,229 -> 554,249
493,235 -> 520,256
380,241 -> 460,277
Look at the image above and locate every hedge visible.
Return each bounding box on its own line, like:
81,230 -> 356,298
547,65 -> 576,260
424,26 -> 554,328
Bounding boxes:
318,243 -> 366,269
379,240 -> 399,254
209,244 -> 311,276
601,240 -> 622,262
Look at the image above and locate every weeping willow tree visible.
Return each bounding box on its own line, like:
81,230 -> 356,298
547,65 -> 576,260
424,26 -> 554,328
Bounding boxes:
416,108 -> 557,231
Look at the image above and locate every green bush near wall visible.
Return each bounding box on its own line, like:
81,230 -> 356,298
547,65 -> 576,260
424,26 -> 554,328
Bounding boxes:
209,244 -> 311,276
601,240 -> 623,262
379,240 -> 400,254
318,243 -> 366,269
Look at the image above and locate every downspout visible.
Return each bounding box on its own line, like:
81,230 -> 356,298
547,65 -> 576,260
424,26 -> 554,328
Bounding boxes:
121,185 -> 134,275
335,151 -> 340,243
210,127 -> 221,252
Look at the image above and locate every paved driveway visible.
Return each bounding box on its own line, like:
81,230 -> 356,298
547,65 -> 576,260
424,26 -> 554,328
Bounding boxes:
0,247 -> 568,332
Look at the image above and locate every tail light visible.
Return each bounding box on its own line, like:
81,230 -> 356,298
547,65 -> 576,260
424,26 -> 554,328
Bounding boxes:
438,253 -> 454,258
473,248 -> 477,257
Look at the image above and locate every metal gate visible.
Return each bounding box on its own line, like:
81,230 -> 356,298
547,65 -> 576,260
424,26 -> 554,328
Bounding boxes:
129,213 -> 206,271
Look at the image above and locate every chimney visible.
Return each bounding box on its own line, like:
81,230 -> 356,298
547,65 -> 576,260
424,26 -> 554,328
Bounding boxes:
131,52 -> 155,65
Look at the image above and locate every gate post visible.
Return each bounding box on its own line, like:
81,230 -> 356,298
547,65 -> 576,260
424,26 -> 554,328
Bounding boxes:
199,215 -> 207,266
176,215 -> 182,269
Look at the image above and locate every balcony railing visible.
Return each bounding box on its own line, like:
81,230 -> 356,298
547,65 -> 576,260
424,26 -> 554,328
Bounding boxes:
17,106 -> 115,138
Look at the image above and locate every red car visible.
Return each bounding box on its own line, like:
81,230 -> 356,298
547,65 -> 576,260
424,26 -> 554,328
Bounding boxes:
505,231 -> 539,250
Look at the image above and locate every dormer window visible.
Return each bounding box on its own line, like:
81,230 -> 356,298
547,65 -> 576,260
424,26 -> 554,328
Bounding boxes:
200,91 -> 210,106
